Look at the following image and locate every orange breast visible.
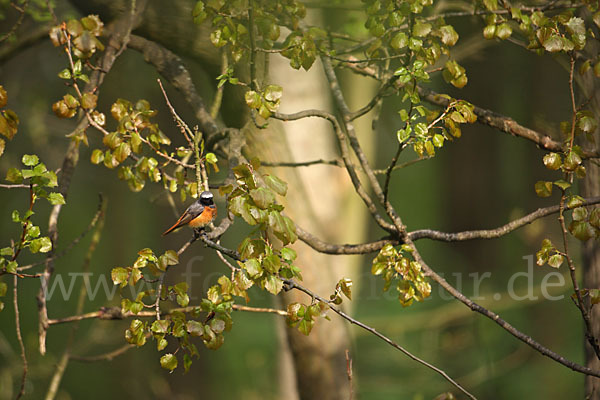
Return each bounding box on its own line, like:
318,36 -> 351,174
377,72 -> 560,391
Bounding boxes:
188,206 -> 217,228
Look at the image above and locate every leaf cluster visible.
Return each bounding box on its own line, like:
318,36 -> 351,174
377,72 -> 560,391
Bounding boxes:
372,244 -> 431,307
0,85 -> 18,157
222,160 -> 297,245
49,15 -> 104,59
286,300 -> 329,336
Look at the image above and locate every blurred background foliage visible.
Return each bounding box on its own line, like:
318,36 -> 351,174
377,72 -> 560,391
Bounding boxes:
0,0 -> 588,399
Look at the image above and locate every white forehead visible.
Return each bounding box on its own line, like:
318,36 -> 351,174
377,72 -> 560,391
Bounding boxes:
200,191 -> 213,199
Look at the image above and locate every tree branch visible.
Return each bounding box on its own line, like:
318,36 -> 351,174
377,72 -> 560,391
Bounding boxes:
418,86 -> 599,158
342,59 -> 600,158
409,196 -> 600,242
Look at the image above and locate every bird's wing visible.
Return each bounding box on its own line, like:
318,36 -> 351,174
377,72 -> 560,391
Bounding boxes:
162,202 -> 204,235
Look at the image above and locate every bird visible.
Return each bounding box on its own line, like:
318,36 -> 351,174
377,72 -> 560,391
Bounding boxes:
162,191 -> 217,236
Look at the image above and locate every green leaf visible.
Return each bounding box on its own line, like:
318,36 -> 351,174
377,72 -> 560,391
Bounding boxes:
553,179 -> 571,191
183,354 -> 193,373
6,167 -> 23,183
264,275 -> 283,295
160,353 -> 178,372
495,23 -> 512,40
412,20 -> 432,37
543,153 -> 561,170
243,258 -> 262,278
192,1 -> 207,24
280,247 -> 297,262
541,35 -> 563,52
263,254 -> 281,274
572,207 -> 588,222
205,152 -> 218,165
47,192 -> 66,205
564,151 -> 582,171
547,254 -> 564,269
298,318 -> 314,336
438,25 -> 459,46
339,278 -> 352,300
177,292 -> 190,307
0,282 -> 7,297
249,187 -> 276,209
91,149 -> 104,164
534,181 -> 552,197
483,0 -> 497,10
371,262 -> 386,276
81,92 -> 98,109
264,85 -> 283,103
578,115 -> 597,133
390,32 -> 408,49
58,68 -> 71,80
30,237 -> 52,253
569,221 -> 594,241
187,320 -> 204,336
22,154 -> 39,166
111,267 -> 129,287
5,261 -> 17,274
264,174 -> 287,196
483,24 -> 496,40
567,195 -> 585,209
151,319 -> 170,334
162,250 -> 179,266
443,60 -> 467,88
244,90 -> 261,109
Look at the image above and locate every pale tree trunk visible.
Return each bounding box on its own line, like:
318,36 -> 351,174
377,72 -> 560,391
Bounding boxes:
243,21 -> 378,399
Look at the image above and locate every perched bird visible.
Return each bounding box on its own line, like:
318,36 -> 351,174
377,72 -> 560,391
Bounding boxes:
162,191 -> 217,236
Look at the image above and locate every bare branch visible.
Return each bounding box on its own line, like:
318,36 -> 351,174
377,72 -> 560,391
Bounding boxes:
262,158 -> 344,168
13,275 -> 27,399
70,343 -> 135,363
48,303 -> 287,326
409,196 -> 600,242
297,225 -> 399,255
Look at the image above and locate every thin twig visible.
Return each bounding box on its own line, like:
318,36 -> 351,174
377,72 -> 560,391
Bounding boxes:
345,349 -> 354,400
157,78 -> 195,148
0,0 -> 29,43
70,343 -> 135,362
210,49 -> 227,119
48,303 -> 287,325
262,158 -> 344,168
14,275 -> 27,399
